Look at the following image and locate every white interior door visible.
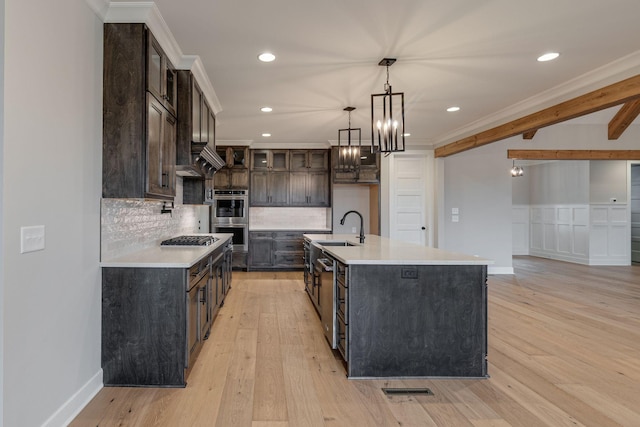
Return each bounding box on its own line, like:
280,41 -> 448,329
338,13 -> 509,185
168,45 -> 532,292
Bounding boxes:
390,153 -> 432,246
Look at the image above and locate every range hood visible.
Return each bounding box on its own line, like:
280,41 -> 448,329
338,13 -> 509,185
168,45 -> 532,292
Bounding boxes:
176,143 -> 226,178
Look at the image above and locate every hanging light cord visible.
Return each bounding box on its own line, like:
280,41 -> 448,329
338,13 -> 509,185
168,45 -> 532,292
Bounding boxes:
384,65 -> 391,92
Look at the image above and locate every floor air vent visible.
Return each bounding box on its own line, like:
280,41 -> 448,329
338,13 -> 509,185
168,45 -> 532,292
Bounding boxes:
382,388 -> 434,396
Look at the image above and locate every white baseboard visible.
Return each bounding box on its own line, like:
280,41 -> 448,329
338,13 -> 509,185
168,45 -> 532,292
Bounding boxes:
41,369 -> 103,427
589,259 -> 630,266
488,266 -> 514,275
529,250 -> 590,265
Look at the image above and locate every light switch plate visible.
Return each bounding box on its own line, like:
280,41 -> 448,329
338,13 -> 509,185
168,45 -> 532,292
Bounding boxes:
452,207 -> 459,215
351,227 -> 357,233
21,225 -> 45,253
452,215 -> 459,223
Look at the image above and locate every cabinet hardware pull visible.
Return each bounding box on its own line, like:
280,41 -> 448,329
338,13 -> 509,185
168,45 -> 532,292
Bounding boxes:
161,172 -> 168,188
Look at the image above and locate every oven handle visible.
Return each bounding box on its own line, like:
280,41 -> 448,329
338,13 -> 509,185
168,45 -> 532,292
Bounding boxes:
316,258 -> 334,272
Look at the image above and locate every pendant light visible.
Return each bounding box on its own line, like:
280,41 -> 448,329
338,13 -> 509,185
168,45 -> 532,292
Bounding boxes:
371,58 -> 405,153
337,107 -> 361,171
510,160 -> 524,177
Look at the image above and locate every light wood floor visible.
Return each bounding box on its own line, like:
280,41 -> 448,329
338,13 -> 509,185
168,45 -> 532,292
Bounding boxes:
71,257 -> 640,426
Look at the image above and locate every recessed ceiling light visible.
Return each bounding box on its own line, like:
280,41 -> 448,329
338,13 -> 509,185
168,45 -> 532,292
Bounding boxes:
446,106 -> 460,112
537,52 -> 559,62
262,133 -> 271,137
261,106 -> 273,112
258,52 -> 275,62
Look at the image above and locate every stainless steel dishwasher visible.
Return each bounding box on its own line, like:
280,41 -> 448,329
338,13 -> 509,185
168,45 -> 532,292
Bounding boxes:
316,254 -> 337,348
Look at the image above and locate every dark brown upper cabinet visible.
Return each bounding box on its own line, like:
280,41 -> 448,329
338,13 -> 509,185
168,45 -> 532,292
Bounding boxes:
147,32 -> 177,117
290,150 -> 329,171
103,23 -> 177,200
213,147 -> 249,190
331,146 -> 380,184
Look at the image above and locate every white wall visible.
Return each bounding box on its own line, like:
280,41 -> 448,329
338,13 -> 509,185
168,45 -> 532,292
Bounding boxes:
590,160 -> 628,203
3,0 -> 103,425
440,139 -> 514,274
529,161 -> 589,204
0,0 -> 5,423
332,184 -> 371,234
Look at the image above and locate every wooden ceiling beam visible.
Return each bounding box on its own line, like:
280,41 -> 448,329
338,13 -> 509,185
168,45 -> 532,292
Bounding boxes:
522,130 -> 537,140
507,149 -> 640,160
608,98 -> 640,139
435,74 -> 640,157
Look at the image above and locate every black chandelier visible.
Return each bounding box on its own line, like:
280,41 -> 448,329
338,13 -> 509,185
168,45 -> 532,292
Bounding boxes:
337,106 -> 361,171
371,58 -> 405,153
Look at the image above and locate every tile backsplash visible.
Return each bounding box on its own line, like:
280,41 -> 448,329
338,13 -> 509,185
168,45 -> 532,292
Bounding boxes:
101,198 -> 207,260
249,207 -> 331,230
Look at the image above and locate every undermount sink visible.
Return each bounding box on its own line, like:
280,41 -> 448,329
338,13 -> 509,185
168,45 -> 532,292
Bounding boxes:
318,241 -> 359,247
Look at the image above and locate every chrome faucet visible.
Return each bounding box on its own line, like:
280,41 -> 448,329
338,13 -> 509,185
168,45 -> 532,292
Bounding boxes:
340,210 -> 365,243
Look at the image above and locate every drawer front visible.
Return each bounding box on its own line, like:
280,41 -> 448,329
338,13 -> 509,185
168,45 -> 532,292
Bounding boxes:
274,251 -> 304,267
275,240 -> 302,252
274,231 -> 303,240
250,231 -> 274,239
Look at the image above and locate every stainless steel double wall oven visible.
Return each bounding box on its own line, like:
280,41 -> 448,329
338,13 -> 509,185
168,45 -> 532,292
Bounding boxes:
211,190 -> 248,267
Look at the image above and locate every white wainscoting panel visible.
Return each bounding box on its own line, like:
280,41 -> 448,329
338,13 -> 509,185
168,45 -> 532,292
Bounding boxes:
523,203 -> 630,265
529,205 -> 590,264
589,204 -> 630,265
632,169 -> 640,263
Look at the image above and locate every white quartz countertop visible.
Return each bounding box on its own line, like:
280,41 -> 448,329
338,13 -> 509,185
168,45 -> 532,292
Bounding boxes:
100,234 -> 233,268
304,234 -> 493,266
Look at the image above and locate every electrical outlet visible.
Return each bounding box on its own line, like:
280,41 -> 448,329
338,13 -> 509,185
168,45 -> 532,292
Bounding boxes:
351,227 -> 357,233
21,225 -> 45,253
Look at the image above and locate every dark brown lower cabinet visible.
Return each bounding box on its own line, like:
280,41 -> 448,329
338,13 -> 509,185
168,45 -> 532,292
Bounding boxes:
249,230 -> 325,270
102,245 -> 230,387
102,267 -> 190,387
247,232 -> 274,268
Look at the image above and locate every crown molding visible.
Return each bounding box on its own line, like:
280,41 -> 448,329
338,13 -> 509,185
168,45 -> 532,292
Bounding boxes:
434,49 -> 640,147
216,140 -> 254,147
85,0 -> 110,19
179,56 -> 222,114
104,2 -> 222,114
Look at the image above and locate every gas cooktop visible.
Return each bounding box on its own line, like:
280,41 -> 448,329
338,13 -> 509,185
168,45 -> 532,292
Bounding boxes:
161,235 -> 218,247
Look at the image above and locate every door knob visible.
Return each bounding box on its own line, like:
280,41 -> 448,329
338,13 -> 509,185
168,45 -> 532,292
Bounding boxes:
421,226 -> 426,230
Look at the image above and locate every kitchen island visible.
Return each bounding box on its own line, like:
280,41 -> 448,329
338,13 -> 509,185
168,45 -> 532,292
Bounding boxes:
101,234 -> 232,387
304,234 -> 492,379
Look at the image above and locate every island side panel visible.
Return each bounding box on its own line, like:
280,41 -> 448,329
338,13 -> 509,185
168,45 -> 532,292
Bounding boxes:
347,264 -> 487,378
102,267 -> 187,386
